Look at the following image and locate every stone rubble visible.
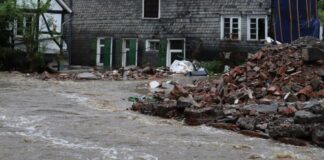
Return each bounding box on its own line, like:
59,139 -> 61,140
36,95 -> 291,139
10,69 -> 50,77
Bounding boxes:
132,39 -> 324,148
38,66 -> 170,81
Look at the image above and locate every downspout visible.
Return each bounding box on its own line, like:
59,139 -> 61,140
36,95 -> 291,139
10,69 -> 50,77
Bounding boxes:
69,0 -> 73,65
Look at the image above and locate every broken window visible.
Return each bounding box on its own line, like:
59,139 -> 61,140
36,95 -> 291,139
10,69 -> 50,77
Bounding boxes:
146,40 -> 160,52
248,17 -> 267,41
222,17 -> 241,40
16,15 -> 34,37
143,0 -> 160,18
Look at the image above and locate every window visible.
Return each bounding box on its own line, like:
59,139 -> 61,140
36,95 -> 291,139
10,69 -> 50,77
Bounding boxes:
145,40 -> 160,52
16,15 -> 34,37
143,0 -> 160,19
97,38 -> 105,66
248,17 -> 267,41
221,17 -> 241,40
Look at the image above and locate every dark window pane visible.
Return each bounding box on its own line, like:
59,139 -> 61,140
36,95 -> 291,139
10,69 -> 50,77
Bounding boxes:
251,18 -> 256,23
225,22 -> 230,28
17,17 -> 24,35
251,24 -> 256,28
258,18 -> 265,40
232,29 -> 239,33
224,18 -> 230,23
150,41 -> 159,50
125,40 -> 130,48
144,0 -> 159,18
170,40 -> 183,50
232,18 -> 238,23
250,29 -> 256,34
233,23 -> 238,28
100,47 -> 105,63
251,34 -> 257,39
100,39 -> 105,45
25,16 -> 33,34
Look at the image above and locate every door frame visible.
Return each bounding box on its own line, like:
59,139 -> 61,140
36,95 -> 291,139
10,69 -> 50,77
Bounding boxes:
96,37 -> 113,68
166,38 -> 186,66
122,38 -> 138,67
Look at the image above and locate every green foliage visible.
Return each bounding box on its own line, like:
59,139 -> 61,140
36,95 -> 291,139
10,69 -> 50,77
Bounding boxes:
200,60 -> 224,75
0,0 -> 21,47
0,48 -> 27,70
319,0 -> 324,23
0,0 -> 51,72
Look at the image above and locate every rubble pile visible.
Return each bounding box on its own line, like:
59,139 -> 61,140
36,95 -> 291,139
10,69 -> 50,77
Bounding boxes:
132,41 -> 324,147
39,66 -> 169,81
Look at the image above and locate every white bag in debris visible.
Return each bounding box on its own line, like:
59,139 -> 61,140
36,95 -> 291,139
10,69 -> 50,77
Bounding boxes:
170,60 -> 195,74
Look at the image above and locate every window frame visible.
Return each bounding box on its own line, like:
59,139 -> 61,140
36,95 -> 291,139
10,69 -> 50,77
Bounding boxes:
142,0 -> 161,19
96,37 -> 106,66
247,16 -> 268,41
15,14 -> 35,38
220,16 -> 242,41
145,39 -> 160,52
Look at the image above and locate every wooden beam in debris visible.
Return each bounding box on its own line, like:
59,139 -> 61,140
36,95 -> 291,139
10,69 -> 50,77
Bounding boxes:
302,47 -> 324,62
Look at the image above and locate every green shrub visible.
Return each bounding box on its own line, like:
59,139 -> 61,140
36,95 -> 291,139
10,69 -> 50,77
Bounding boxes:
200,60 -> 224,75
0,47 -> 27,71
28,52 -> 46,72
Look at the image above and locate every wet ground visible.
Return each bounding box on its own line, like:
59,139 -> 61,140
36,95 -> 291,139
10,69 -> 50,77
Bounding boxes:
0,72 -> 323,160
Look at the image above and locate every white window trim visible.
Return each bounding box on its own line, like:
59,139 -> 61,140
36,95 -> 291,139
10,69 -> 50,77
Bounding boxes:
142,0 -> 161,19
96,37 -> 113,68
145,39 -> 160,52
220,16 -> 242,41
247,16 -> 268,41
166,38 -> 186,66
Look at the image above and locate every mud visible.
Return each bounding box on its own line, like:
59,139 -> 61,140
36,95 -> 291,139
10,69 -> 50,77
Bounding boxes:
0,72 -> 323,160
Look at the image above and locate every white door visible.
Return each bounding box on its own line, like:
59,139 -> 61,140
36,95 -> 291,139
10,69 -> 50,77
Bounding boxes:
167,39 -> 186,66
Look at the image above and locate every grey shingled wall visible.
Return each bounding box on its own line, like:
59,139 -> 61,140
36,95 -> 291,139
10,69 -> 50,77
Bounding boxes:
66,0 -> 271,66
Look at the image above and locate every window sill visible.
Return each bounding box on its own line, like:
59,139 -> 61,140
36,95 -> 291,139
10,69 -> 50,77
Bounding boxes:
142,17 -> 160,20
221,39 -> 241,42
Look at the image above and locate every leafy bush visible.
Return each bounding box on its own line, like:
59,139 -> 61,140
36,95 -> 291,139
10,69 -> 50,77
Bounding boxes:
28,52 -> 46,72
200,60 -> 224,74
0,47 -> 27,71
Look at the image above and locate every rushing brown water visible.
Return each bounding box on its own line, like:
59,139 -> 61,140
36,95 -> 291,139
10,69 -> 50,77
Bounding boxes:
0,72 -> 323,160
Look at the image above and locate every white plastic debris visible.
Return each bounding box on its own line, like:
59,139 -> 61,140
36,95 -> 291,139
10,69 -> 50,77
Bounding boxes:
170,60 -> 195,74
266,37 -> 282,44
149,81 -> 161,89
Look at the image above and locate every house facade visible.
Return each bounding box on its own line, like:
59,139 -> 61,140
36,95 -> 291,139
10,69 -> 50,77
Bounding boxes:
13,0 -> 72,55
65,0 -> 271,68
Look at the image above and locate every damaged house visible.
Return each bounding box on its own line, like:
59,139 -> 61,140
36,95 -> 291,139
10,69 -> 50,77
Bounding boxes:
12,0 -> 72,59
65,0 -> 271,68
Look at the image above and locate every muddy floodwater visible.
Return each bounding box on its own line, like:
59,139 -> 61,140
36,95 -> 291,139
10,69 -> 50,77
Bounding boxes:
0,72 -> 323,160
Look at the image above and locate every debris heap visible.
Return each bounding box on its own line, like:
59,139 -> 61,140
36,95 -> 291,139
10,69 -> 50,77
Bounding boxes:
132,39 -> 324,147
40,66 -> 169,81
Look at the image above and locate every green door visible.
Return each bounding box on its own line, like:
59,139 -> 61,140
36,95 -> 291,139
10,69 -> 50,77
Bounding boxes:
103,38 -> 112,69
159,38 -> 167,66
115,38 -> 123,68
128,39 -> 137,66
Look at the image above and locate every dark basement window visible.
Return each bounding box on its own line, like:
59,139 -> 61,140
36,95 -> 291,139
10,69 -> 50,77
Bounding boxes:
143,0 -> 160,19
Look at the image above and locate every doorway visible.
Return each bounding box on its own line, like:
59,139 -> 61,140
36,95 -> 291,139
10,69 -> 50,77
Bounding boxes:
122,39 -> 138,67
166,39 -> 186,66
